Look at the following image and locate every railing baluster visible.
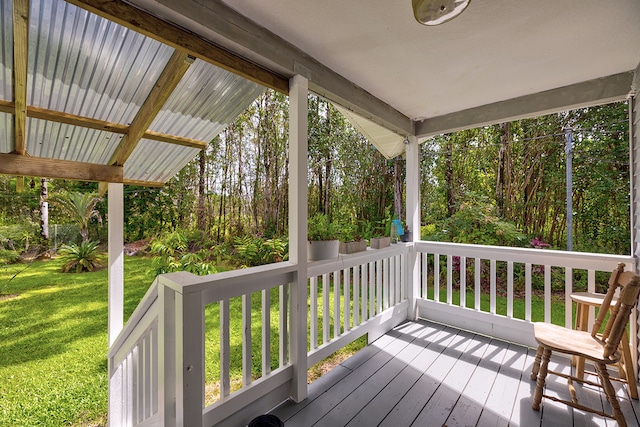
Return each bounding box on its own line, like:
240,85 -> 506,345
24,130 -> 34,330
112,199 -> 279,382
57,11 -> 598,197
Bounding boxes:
434,254 -> 440,302
220,299 -> 230,397
565,267 -> 573,329
447,255 -> 453,305
474,258 -> 480,311
525,263 -> 532,321
144,334 -> 151,419
362,263 -> 369,321
344,268 -> 351,332
587,269 -> 596,326
333,270 -> 340,339
384,257 -> 390,310
395,255 -> 401,304
460,256 -> 466,309
310,276 -> 318,349
354,265 -> 360,326
369,261 -> 375,318
279,284 -> 288,366
376,259 -> 383,314
323,273 -> 330,344
262,288 -> 271,376
507,261 -> 513,318
544,265 -> 551,323
422,252 -> 427,299
490,259 -> 496,314
242,293 -> 252,386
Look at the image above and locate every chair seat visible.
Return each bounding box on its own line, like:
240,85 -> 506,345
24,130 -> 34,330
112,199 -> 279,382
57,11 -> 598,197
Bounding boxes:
533,322 -> 620,364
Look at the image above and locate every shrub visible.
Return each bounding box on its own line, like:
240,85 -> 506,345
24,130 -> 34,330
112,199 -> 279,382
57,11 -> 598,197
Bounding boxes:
234,236 -> 288,267
59,241 -> 104,273
149,231 -> 216,276
0,249 -> 20,264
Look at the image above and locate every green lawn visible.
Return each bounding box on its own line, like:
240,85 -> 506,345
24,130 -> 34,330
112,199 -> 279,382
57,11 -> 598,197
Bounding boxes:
0,256 -> 156,426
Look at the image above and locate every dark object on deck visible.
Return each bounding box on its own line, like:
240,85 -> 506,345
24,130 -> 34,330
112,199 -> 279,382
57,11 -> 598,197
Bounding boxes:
248,414 -> 284,427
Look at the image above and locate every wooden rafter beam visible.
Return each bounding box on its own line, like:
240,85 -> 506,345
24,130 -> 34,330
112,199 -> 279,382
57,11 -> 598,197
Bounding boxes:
13,0 -> 29,156
0,100 -> 207,150
110,49 -> 194,166
0,153 -> 123,183
66,0 -> 288,94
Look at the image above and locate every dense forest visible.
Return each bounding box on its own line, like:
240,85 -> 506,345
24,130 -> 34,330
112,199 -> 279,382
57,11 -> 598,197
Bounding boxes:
0,93 -> 630,266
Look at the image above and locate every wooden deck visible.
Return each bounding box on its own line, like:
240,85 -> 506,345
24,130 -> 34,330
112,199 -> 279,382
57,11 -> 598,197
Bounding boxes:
269,320 -> 640,427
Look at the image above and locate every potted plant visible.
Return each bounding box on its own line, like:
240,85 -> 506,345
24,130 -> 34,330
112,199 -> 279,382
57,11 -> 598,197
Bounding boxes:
369,208 -> 392,249
338,222 -> 367,254
307,213 -> 340,261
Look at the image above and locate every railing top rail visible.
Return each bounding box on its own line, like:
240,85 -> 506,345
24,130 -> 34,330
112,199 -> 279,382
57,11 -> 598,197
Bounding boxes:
158,261 -> 298,303
308,243 -> 412,277
415,240 -> 635,271
108,278 -> 159,356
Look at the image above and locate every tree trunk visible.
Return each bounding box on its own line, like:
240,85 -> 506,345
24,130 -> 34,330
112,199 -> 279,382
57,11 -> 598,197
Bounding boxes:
197,150 -> 206,232
40,178 -> 49,246
496,122 -> 510,216
393,157 -> 404,221
445,137 -> 456,216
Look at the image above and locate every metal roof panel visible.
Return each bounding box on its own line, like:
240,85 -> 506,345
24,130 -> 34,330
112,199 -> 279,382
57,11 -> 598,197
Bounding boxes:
0,0 -> 12,101
125,139 -> 200,183
150,59 -> 265,141
28,0 -> 173,124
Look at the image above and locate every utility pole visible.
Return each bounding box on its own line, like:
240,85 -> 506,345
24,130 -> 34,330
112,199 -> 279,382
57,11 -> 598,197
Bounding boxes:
565,128 -> 573,251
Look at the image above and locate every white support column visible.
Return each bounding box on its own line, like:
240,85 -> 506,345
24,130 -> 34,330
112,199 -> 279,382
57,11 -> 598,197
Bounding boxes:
405,136 -> 420,320
288,74 -> 309,402
629,94 -> 640,383
108,182 -> 124,346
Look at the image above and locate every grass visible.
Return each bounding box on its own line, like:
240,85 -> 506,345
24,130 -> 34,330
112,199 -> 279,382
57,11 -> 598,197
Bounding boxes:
0,255 -> 156,427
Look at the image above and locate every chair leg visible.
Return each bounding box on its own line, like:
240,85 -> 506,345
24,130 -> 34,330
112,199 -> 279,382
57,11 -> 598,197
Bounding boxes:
620,330 -> 638,400
532,348 -> 551,411
531,345 -> 543,380
596,362 -> 627,427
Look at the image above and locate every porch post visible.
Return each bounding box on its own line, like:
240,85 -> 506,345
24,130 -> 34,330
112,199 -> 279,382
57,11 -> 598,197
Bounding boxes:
405,136 -> 421,320
405,136 -> 420,320
288,74 -> 309,402
108,182 -> 124,346
629,91 -> 640,383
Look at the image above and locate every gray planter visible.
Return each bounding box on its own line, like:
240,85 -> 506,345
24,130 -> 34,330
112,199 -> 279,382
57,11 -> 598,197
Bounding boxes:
308,239 -> 340,261
339,239 -> 367,254
370,236 -> 390,249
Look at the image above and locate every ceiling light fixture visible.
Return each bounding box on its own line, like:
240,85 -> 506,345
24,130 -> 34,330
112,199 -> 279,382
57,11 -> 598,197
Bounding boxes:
412,0 -> 472,26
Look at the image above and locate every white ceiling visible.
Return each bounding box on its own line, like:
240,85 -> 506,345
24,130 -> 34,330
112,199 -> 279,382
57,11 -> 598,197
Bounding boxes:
220,0 -> 640,121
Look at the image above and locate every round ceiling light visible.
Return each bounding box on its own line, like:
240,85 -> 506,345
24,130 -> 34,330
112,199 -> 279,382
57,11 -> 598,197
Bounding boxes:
412,0 -> 472,26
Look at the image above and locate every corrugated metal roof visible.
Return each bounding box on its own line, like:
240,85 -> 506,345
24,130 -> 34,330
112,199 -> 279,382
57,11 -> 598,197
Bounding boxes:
333,103 -> 406,159
0,0 -> 12,101
1,0 -> 265,185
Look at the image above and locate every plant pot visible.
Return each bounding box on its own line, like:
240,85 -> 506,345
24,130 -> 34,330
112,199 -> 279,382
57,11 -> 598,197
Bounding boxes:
248,414 -> 284,427
400,231 -> 412,242
339,239 -> 367,254
308,239 -> 340,261
370,236 -> 390,249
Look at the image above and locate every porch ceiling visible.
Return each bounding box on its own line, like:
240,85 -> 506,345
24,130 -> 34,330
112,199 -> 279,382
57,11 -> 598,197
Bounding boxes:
125,0 -> 640,153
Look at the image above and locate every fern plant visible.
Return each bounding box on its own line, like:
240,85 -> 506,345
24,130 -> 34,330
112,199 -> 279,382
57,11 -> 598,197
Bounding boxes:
59,240 -> 103,273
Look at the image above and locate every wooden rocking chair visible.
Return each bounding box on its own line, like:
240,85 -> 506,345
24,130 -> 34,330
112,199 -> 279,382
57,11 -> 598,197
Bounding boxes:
530,265 -> 640,427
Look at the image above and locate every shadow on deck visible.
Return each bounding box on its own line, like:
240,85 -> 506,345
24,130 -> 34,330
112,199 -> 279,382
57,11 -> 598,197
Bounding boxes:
269,320 -> 640,427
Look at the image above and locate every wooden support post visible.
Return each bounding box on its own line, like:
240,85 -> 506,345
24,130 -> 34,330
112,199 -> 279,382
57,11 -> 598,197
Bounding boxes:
108,183 -> 124,346
288,74 -> 309,402
405,136 -> 420,320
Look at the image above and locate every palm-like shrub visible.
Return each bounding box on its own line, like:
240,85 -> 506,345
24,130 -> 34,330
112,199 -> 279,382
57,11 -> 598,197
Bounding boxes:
59,240 -> 103,273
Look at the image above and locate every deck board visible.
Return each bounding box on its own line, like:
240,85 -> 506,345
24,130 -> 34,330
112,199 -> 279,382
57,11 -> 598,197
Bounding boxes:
269,319 -> 640,427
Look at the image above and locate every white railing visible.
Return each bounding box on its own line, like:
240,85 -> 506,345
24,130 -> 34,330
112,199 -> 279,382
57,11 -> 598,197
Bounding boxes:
307,244 -> 411,366
108,241 -> 634,426
415,241 -> 635,347
108,244 -> 411,427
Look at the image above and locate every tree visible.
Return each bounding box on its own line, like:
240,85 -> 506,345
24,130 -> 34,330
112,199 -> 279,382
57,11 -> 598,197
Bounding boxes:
49,192 -> 103,242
